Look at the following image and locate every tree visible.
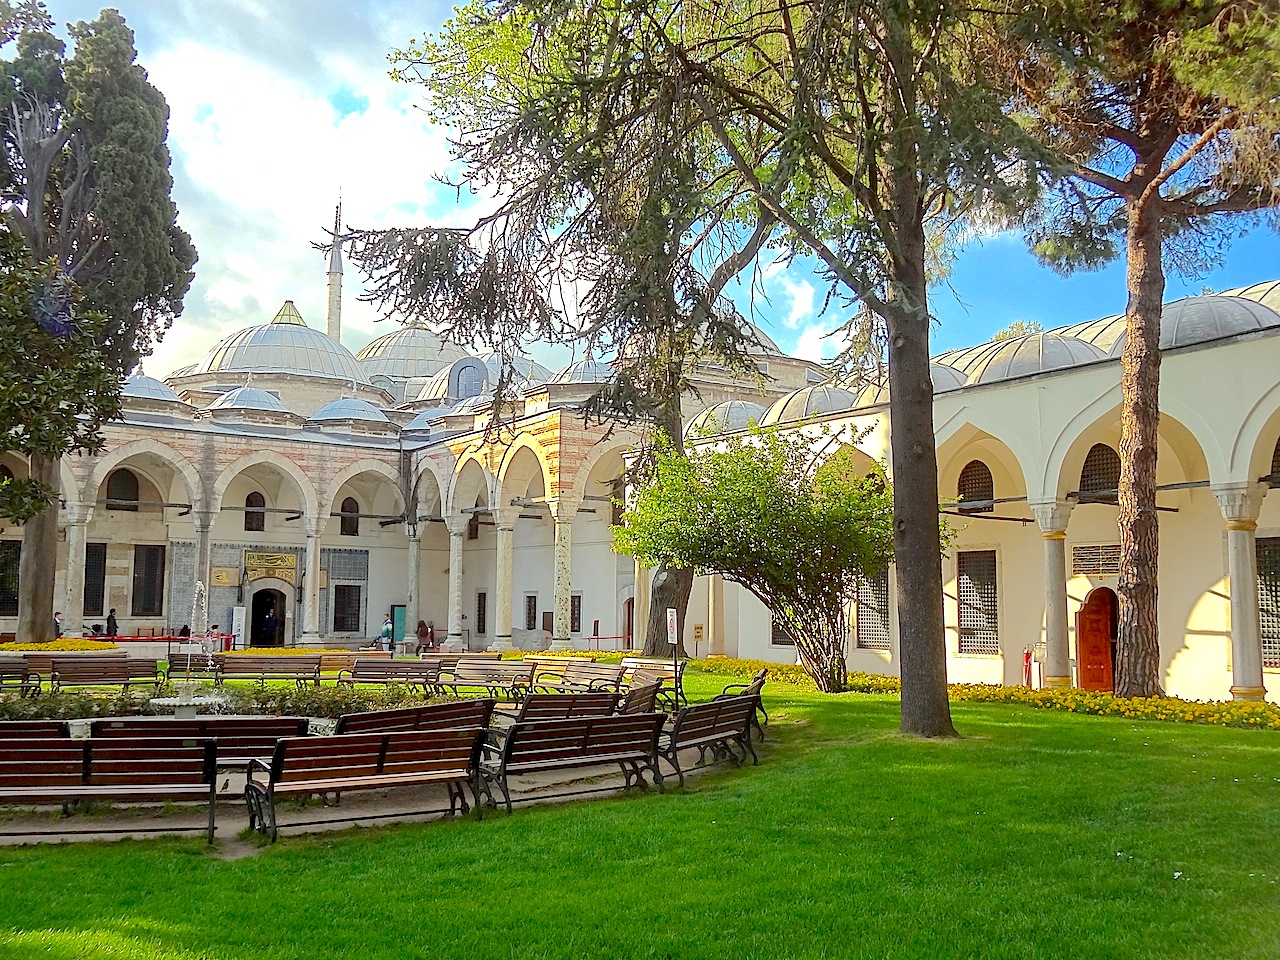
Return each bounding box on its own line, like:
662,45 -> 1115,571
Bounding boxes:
989,0 -> 1280,696
0,5 -> 196,642
615,431 -> 896,691
992,319 -> 1043,341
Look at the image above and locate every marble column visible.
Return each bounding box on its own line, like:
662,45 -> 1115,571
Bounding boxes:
445,515 -> 468,647
1214,482 -> 1267,701
1032,500 -> 1074,688
548,498 -> 580,651
405,526 -> 422,637
489,507 -> 520,651
299,515 -> 323,646
192,509 -> 215,635
707,573 -> 726,657
61,503 -> 93,637
634,560 -> 651,649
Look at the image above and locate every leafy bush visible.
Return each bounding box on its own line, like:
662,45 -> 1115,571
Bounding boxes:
0,638 -> 118,652
219,684 -> 440,718
695,657 -> 816,688
0,692 -> 155,720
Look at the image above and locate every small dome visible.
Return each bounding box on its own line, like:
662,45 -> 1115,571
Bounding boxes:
476,352 -> 554,385
1054,314 -> 1126,354
685,400 -> 767,437
205,387 -> 289,412
454,394 -> 494,414
123,374 -> 182,403
167,363 -> 196,379
932,340 -> 1005,375
189,301 -> 370,383
853,364 -> 967,407
1222,280 -> 1280,313
550,358 -> 613,384
308,397 -> 390,424
403,410 -> 437,433
354,323 -> 470,380
1107,295 -> 1280,357
760,384 -> 858,425
967,333 -> 1106,385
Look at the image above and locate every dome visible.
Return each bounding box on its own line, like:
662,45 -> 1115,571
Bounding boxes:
967,333 -> 1106,385
205,387 -> 289,412
1054,314 -> 1126,354
760,384 -> 858,426
1222,280 -> 1280,313
403,410 -> 437,433
354,323 -> 471,380
454,394 -> 494,414
932,340 -> 1005,375
550,358 -> 613,384
476,352 -> 554,385
685,400 -> 767,437
167,363 -> 196,379
745,323 -> 783,356
189,301 -> 370,383
308,397 -> 390,424
1107,295 -> 1280,357
416,357 -> 491,402
855,363 -> 966,406
123,374 -> 182,403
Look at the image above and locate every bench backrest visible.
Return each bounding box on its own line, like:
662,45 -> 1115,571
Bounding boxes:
669,695 -> 757,743
346,660 -> 439,681
515,692 -> 622,722
0,661 -> 30,678
447,661 -> 535,684
168,652 -> 217,674
335,699 -> 497,735
319,651 -> 392,672
620,657 -> 686,683
214,654 -> 322,676
90,717 -> 309,756
501,713 -> 663,769
268,729 -> 482,784
85,737 -> 216,786
51,658 -> 162,682
618,679 -> 662,715
0,720 -> 69,738
0,738 -> 85,788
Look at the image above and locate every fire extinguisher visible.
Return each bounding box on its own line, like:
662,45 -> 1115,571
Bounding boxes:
1023,646 -> 1033,688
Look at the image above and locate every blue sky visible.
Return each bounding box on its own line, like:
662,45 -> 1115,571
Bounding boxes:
42,1 -> 1280,376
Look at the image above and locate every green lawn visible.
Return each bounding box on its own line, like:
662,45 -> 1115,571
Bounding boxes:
0,672 -> 1278,960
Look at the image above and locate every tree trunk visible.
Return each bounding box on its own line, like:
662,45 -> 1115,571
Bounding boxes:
641,565 -> 691,657
1114,203 -> 1164,698
17,454 -> 59,644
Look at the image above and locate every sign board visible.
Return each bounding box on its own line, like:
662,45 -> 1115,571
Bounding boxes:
666,607 -> 678,646
231,606 -> 246,650
693,623 -> 705,642
244,551 -> 298,586
210,567 -> 239,587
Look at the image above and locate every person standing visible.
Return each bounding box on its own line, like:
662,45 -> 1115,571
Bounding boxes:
105,609 -> 118,637
53,611 -> 63,638
380,613 -> 394,652
262,609 -> 277,647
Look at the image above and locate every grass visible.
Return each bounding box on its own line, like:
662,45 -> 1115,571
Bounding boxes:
0,671 -> 1278,960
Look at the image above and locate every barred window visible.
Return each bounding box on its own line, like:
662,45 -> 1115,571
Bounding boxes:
1271,437 -> 1280,479
957,550 -> 999,655
1258,538 -> 1280,670
771,613 -> 794,646
244,492 -> 265,532
131,545 -> 166,617
525,594 -> 538,631
855,569 -> 892,650
106,469 -> 139,511
0,540 -> 19,616
1080,444 -> 1121,501
84,543 -> 107,617
571,594 -> 582,634
1072,543 -> 1121,577
957,460 -> 994,513
339,497 -> 360,537
333,584 -> 362,633
476,591 -> 487,635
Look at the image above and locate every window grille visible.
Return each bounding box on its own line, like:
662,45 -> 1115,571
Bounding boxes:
475,591 -> 487,635
957,460 -> 994,513
525,594 -> 538,631
855,569 -> 892,650
455,361 -> 486,399
1080,444 -> 1121,500
1271,438 -> 1280,479
106,469 -> 139,511
0,541 -> 19,616
570,594 -> 582,634
333,584 -> 362,632
1258,538 -> 1280,670
770,613 -> 794,646
957,550 -> 999,654
131,545 -> 166,617
244,492 -> 265,532
84,543 -> 107,617
1072,543 -> 1121,577
324,548 -> 368,581
339,497 -> 360,537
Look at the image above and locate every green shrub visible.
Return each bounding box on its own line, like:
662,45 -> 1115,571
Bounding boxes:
219,684 -> 440,718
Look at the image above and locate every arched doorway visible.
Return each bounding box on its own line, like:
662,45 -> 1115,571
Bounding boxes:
250,588 -> 286,647
623,597 -> 635,650
1076,587 -> 1118,691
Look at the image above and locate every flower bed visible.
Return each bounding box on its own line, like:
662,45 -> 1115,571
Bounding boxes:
0,638 -> 118,652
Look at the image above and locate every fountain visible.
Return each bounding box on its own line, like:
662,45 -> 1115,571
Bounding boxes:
191,579 -> 208,636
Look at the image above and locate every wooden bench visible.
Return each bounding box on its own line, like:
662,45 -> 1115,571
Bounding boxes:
0,737 -> 219,842
621,656 -> 688,708
528,659 -> 626,694
214,654 -> 322,688
657,695 -> 758,787
89,717 -> 309,768
334,699 -> 496,735
319,650 -> 392,674
478,713 -> 664,813
245,729 -> 485,842
435,660 -> 535,700
167,651 -> 218,678
0,720 -> 69,737
27,655 -> 167,695
714,668 -> 768,740
493,691 -> 622,726
336,658 -> 441,693
617,677 -> 663,716
0,660 -> 40,697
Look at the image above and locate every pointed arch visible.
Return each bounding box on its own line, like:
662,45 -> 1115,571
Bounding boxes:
85,439 -> 204,509
212,450 -> 318,519
320,459 -> 405,518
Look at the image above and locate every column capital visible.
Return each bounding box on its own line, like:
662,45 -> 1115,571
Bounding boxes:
191,508 -> 216,533
493,506 -> 521,530
303,515 -> 324,538
547,497 -> 582,522
1029,499 -> 1073,534
63,501 -> 94,525
444,513 -> 471,536
1212,481 -> 1266,527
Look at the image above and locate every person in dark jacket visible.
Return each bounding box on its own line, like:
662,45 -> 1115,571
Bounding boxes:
106,609 -> 118,636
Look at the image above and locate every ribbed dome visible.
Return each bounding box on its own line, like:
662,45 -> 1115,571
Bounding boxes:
760,384 -> 858,425
685,400 -> 767,437
477,352 -> 554,385
967,333 -> 1106,385
1107,295 -> 1280,357
1222,280 -> 1280,313
454,394 -> 494,413
167,363 -> 196,379
1054,314 -> 1126,354
933,340 -> 1004,375
190,301 -> 369,383
205,387 -> 289,412
354,323 -> 470,380
308,397 -> 390,424
550,359 -> 613,384
123,374 -> 182,403
403,410 -> 437,433
855,363 -> 967,407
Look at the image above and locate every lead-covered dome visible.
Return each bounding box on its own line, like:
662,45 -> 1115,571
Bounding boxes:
476,352 -> 554,385
205,386 -> 290,412
966,333 -> 1106,385
760,384 -> 858,425
123,373 -> 183,403
308,397 -> 390,424
354,322 -> 470,380
550,358 -> 613,384
1222,281 -> 1280,313
190,301 -> 370,383
855,363 -> 967,407
685,400 -> 767,437
1107,295 -> 1280,357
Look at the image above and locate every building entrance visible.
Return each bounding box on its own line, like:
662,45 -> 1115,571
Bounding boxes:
250,589 -> 286,646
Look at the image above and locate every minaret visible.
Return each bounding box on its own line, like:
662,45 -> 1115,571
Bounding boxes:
326,201 -> 343,341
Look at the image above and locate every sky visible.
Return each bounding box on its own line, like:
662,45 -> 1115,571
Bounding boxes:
39,1 -> 1280,377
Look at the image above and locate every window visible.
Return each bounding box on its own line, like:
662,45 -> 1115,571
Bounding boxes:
770,613 -> 794,646
455,360 -> 488,399
467,513 -> 480,539
84,543 -> 107,617
0,541 -> 19,616
957,460 -> 994,514
957,550 -> 999,655
570,594 -> 582,634
1258,538 -> 1280,670
1072,543 -> 1121,577
244,492 -> 266,532
131,545 -> 166,617
855,569 -> 892,650
339,497 -> 359,537
1079,444 -> 1121,502
525,594 -> 538,631
1271,437 -> 1280,480
475,591 -> 487,635
106,469 -> 139,511
333,584 -> 362,632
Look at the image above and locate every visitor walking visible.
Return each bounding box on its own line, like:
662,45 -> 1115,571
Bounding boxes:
106,609 -> 118,636
53,611 -> 62,638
